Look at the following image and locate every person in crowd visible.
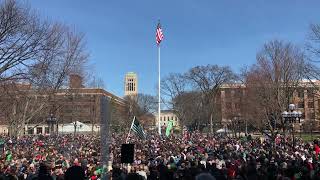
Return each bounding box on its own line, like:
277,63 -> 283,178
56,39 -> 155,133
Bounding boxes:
0,132 -> 320,180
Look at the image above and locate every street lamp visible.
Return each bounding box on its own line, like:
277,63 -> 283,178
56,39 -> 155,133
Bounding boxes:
281,104 -> 302,149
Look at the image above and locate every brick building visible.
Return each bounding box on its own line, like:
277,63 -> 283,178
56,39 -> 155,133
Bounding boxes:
0,75 -> 125,135
219,81 -> 320,131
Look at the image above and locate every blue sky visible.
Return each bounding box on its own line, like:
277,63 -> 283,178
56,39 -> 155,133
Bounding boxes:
28,0 -> 320,97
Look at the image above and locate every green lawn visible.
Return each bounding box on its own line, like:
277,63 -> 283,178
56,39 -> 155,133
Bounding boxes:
299,133 -> 320,142
251,132 -> 320,142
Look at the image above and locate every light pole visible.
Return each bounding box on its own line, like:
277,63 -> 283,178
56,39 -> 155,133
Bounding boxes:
46,113 -> 57,135
245,118 -> 248,136
299,122 -> 302,138
281,104 -> 302,149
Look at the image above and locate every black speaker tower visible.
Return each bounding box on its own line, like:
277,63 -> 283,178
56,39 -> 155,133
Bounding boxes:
100,96 -> 110,180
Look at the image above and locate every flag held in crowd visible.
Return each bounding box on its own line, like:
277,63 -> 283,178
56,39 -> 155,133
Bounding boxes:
130,116 -> 146,139
156,21 -> 164,45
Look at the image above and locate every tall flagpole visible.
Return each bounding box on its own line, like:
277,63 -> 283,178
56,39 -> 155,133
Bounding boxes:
158,45 -> 161,135
156,20 -> 163,135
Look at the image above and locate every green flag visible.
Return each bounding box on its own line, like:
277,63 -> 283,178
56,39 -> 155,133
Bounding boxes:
166,120 -> 174,137
95,168 -> 103,175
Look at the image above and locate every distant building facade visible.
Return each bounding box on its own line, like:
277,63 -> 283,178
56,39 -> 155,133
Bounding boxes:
0,75 -> 125,135
219,82 -> 320,130
124,72 -> 138,96
157,82 -> 320,131
155,110 -> 180,127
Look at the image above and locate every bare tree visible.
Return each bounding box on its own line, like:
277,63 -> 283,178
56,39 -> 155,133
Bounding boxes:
305,24 -> 320,89
109,97 -> 126,132
161,73 -> 190,128
307,24 -> 320,62
136,94 -> 157,115
244,40 -> 308,137
85,73 -> 105,89
185,65 -> 237,133
0,0 -> 89,136
172,91 -> 203,130
161,66 -> 236,132
122,94 -> 157,128
0,0 -> 51,82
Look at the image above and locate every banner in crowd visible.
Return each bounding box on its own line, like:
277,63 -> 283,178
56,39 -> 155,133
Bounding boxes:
166,120 -> 174,137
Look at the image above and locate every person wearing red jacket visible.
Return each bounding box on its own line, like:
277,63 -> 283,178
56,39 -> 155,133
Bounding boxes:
314,143 -> 320,157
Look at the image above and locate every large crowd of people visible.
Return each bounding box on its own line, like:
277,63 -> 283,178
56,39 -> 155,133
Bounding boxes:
0,131 -> 320,180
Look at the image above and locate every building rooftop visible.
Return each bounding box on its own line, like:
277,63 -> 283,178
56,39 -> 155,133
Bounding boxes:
126,72 -> 137,76
153,110 -> 177,114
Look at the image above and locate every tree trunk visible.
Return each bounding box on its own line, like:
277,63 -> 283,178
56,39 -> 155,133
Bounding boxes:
197,122 -> 200,131
91,106 -> 95,136
19,100 -> 30,137
74,122 -> 77,135
210,113 -> 213,134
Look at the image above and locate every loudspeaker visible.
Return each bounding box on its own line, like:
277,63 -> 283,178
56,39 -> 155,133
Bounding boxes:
121,144 -> 134,164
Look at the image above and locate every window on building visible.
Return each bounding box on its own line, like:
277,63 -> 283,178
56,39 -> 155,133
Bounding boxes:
235,103 -> 240,109
226,102 -> 232,110
308,102 -> 314,108
175,117 -> 177,121
45,127 -> 49,134
234,89 -> 242,98
308,89 -> 314,97
310,112 -> 315,119
225,89 -> 231,98
160,117 -> 162,121
298,101 -> 304,108
28,128 -> 33,135
36,127 -> 42,134
298,89 -> 304,98
171,116 -> 173,120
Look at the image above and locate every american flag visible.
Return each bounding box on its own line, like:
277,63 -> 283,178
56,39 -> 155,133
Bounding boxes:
156,22 -> 164,45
